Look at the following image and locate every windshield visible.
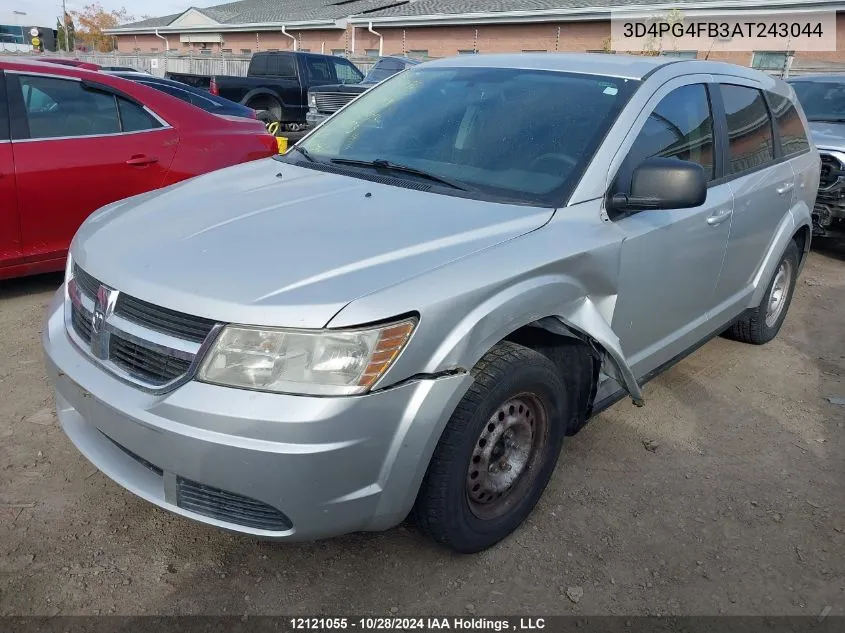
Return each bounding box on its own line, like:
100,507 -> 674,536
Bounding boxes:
291,66 -> 638,206
791,81 -> 845,122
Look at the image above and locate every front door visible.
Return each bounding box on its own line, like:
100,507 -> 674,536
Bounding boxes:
608,80 -> 734,377
0,71 -> 21,271
7,72 -> 178,262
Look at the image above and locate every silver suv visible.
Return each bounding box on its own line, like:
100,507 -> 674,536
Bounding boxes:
43,54 -> 818,553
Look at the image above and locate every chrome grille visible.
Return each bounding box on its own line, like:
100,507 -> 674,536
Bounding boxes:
176,477 -> 293,531
67,264 -> 217,391
115,295 -> 215,343
109,333 -> 192,386
314,92 -> 356,113
71,303 -> 94,343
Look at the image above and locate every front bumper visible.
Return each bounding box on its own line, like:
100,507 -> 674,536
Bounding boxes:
42,289 -> 471,540
306,110 -> 329,128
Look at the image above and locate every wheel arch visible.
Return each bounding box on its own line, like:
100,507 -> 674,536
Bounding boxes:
241,89 -> 285,110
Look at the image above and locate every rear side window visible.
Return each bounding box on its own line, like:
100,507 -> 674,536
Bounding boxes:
333,59 -> 362,84
249,55 -> 268,76
307,57 -> 333,83
16,74 -> 120,139
268,55 -> 297,77
720,84 -> 775,176
624,83 -> 715,181
766,91 -> 810,156
118,98 -> 162,132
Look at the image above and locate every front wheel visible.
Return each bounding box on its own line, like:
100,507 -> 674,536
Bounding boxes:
412,341 -> 569,553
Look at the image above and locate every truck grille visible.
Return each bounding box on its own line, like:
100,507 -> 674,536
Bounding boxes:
176,477 -> 293,531
67,263 -> 217,390
314,92 -> 356,113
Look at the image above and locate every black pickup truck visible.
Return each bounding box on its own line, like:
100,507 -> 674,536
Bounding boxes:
167,51 -> 364,130
306,56 -> 420,128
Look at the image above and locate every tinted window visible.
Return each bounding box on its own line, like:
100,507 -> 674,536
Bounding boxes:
249,55 -> 268,76
307,57 -> 333,83
365,59 -> 404,83
296,68 -> 638,206
17,75 -> 120,139
333,59 -> 362,84
269,55 -> 296,77
790,81 -> 845,123
624,83 -> 715,182
118,98 -> 162,132
766,91 -> 810,156
720,85 -> 775,175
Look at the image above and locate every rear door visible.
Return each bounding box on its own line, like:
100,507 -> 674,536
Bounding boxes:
0,71 -> 21,267
8,71 -> 179,260
711,82 -> 795,309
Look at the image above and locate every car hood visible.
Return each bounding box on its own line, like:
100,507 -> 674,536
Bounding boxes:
808,120 -> 845,150
72,159 -> 553,329
310,82 -> 371,95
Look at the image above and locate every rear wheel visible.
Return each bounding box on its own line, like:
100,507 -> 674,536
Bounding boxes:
724,240 -> 799,345
249,97 -> 283,124
413,341 -> 570,553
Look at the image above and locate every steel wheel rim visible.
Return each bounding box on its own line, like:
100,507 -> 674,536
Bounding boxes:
765,259 -> 792,328
466,392 -> 549,520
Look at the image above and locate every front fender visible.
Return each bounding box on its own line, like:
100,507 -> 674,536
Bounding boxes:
419,275 -> 643,405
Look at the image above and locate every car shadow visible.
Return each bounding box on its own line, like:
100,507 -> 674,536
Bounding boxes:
812,236 -> 845,262
0,272 -> 63,300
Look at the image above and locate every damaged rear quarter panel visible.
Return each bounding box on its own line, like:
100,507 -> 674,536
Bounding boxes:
327,198 -> 636,399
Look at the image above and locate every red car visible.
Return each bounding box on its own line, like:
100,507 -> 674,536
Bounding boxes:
0,59 -> 280,279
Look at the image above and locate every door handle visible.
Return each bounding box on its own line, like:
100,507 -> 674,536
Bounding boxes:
776,182 -> 794,196
706,208 -> 733,226
126,154 -> 158,166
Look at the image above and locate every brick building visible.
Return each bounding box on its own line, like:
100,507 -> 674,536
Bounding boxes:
106,0 -> 845,71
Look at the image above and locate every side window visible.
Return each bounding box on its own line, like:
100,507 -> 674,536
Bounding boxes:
766,91 -> 810,157
720,84 -> 775,176
249,55 -> 268,76
623,83 -> 715,183
15,75 -> 120,139
307,57 -> 333,83
333,59 -> 362,84
268,55 -> 296,78
117,97 -> 162,132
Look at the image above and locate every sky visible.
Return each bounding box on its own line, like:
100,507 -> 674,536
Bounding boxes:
6,0 -> 219,28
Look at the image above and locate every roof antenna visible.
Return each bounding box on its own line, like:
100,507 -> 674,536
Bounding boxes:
703,35 -> 717,61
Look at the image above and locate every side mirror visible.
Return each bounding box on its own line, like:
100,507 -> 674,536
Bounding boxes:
610,157 -> 706,212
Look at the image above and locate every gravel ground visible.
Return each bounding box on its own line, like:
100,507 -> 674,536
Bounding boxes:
0,244 -> 843,617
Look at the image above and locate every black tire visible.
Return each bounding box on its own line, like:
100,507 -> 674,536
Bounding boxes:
724,240 -> 800,345
412,341 -> 570,553
249,97 -> 283,123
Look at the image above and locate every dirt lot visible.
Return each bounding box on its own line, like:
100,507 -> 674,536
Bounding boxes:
1,244 -> 843,617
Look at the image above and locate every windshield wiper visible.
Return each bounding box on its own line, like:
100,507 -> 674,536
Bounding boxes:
808,116 -> 845,123
291,145 -> 316,162
329,157 -> 469,191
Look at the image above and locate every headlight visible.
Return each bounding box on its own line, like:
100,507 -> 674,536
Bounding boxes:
308,93 -> 317,108
197,317 -> 417,396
